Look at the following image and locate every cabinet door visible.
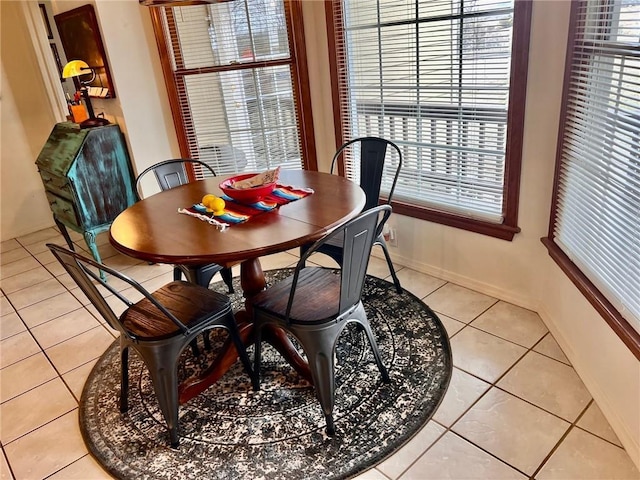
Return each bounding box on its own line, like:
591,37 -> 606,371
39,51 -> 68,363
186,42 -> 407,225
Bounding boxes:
72,126 -> 137,228
45,191 -> 80,227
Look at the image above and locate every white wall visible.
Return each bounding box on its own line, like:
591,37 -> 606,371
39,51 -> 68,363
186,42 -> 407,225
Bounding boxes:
3,0 -> 638,467
1,1 -> 62,241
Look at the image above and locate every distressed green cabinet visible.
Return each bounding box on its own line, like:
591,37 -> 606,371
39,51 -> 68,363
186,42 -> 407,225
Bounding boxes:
36,122 -> 137,267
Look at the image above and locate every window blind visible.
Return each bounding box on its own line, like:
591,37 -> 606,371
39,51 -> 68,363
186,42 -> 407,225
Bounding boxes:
158,1 -> 303,179
332,0 -> 517,223
553,0 -> 640,332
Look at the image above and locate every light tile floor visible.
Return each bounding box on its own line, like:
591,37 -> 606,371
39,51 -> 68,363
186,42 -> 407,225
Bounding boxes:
1,227 -> 639,480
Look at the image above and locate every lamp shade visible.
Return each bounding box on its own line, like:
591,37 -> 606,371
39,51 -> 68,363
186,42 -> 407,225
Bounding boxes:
62,60 -> 92,79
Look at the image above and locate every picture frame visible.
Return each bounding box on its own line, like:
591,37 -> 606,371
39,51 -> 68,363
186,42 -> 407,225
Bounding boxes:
54,4 -> 116,98
39,4 -> 53,40
50,43 -> 64,81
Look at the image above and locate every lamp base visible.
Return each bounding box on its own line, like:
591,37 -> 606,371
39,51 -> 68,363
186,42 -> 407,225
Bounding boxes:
80,117 -> 110,129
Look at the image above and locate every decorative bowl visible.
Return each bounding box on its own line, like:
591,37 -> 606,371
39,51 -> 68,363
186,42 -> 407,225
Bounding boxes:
219,173 -> 277,203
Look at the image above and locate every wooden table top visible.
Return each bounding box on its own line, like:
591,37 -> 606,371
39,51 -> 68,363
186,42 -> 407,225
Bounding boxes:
109,170 -> 366,266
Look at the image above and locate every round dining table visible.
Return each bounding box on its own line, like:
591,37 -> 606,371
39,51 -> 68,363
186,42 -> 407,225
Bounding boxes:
110,169 -> 366,402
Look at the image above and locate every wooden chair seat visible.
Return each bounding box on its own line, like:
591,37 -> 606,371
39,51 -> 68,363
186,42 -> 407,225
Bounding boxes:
252,269 -> 340,325
122,281 -> 231,339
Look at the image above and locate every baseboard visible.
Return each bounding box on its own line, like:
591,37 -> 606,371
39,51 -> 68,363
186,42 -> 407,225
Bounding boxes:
537,305 -> 640,470
373,250 -> 539,312
375,249 -> 640,469
1,219 -> 57,243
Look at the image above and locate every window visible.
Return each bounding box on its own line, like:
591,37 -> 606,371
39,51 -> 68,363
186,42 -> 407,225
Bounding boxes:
542,0 -> 640,356
327,0 -> 532,240
149,0 -> 316,179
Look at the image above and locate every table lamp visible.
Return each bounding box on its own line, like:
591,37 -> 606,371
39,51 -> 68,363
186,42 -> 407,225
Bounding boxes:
62,60 -> 110,128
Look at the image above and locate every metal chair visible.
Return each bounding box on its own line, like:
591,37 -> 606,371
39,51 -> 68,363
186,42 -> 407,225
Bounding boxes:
47,243 -> 255,448
135,159 -> 234,293
251,205 -> 392,436
302,137 -> 403,293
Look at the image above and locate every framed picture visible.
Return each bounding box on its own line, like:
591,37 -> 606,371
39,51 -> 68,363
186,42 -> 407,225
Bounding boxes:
54,4 -> 115,98
50,43 -> 64,81
39,4 -> 54,40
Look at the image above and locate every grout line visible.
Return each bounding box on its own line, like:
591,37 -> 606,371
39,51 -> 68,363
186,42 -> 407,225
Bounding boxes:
451,429 -> 532,478
392,421 -> 450,479
2,404 -> 79,448
448,330 -> 582,425
528,400 -> 595,479
403,310 -> 580,478
42,454 -> 93,479
1,444 -> 17,480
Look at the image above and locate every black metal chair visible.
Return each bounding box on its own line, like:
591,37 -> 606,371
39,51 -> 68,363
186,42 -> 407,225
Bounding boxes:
135,158 -> 234,293
251,205 -> 392,436
302,137 -> 403,293
47,243 -> 255,448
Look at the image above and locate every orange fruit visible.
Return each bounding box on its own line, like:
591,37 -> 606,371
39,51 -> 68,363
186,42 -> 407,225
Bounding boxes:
210,197 -> 225,216
210,197 -> 225,213
202,194 -> 216,207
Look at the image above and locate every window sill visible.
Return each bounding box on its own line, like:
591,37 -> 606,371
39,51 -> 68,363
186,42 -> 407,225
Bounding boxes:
541,237 -> 640,360
390,200 -> 520,241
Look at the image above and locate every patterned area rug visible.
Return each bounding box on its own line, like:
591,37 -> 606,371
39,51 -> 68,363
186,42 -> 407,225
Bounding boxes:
80,270 -> 452,480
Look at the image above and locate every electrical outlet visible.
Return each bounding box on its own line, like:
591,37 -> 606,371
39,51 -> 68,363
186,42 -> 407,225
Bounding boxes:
388,227 -> 398,247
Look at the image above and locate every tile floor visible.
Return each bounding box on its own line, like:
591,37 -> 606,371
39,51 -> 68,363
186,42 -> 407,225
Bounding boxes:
1,227 -> 639,480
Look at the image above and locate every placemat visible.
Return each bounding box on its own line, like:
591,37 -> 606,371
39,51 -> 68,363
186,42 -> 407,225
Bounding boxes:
178,184 -> 313,230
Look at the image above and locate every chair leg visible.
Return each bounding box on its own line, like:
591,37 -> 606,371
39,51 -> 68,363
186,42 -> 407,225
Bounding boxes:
173,267 -> 182,282
358,320 -> 390,383
228,323 -> 257,389
144,351 -> 181,448
295,329 -> 338,436
377,236 -> 402,293
253,325 -> 263,391
190,338 -> 201,357
220,267 -> 234,294
299,244 -> 310,268
120,345 -> 129,413
202,332 -> 212,350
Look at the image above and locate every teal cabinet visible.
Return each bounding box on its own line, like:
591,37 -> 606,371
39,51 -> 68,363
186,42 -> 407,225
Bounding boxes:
36,122 -> 137,269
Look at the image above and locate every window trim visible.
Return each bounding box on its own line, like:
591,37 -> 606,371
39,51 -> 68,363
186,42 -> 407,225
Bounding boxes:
148,0 -> 317,174
325,0 -> 532,241
542,0 -> 640,360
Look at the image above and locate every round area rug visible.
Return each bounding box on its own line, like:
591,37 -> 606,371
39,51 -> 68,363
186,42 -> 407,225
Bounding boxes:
80,270 -> 452,480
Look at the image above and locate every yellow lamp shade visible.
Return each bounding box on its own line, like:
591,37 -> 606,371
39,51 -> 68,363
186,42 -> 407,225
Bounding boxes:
62,60 -> 91,79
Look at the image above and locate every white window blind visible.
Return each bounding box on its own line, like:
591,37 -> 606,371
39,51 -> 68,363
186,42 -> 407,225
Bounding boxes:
553,0 -> 640,332
332,0 -> 517,223
158,1 -> 303,179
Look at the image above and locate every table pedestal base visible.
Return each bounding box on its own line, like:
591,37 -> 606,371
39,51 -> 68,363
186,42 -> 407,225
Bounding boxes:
178,258 -> 310,404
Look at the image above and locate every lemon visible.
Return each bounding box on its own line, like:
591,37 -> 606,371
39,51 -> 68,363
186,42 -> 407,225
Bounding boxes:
210,197 -> 225,215
202,194 -> 217,208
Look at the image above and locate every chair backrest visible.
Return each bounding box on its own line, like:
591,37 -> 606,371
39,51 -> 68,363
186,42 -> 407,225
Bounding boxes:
331,137 -> 402,211
289,205 -> 392,319
135,159 -> 216,199
47,243 -> 191,340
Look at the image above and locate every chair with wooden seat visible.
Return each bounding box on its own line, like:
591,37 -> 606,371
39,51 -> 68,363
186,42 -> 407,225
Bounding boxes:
135,158 -> 234,293
47,243 -> 255,448
251,205 -> 392,436
302,137 -> 403,293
